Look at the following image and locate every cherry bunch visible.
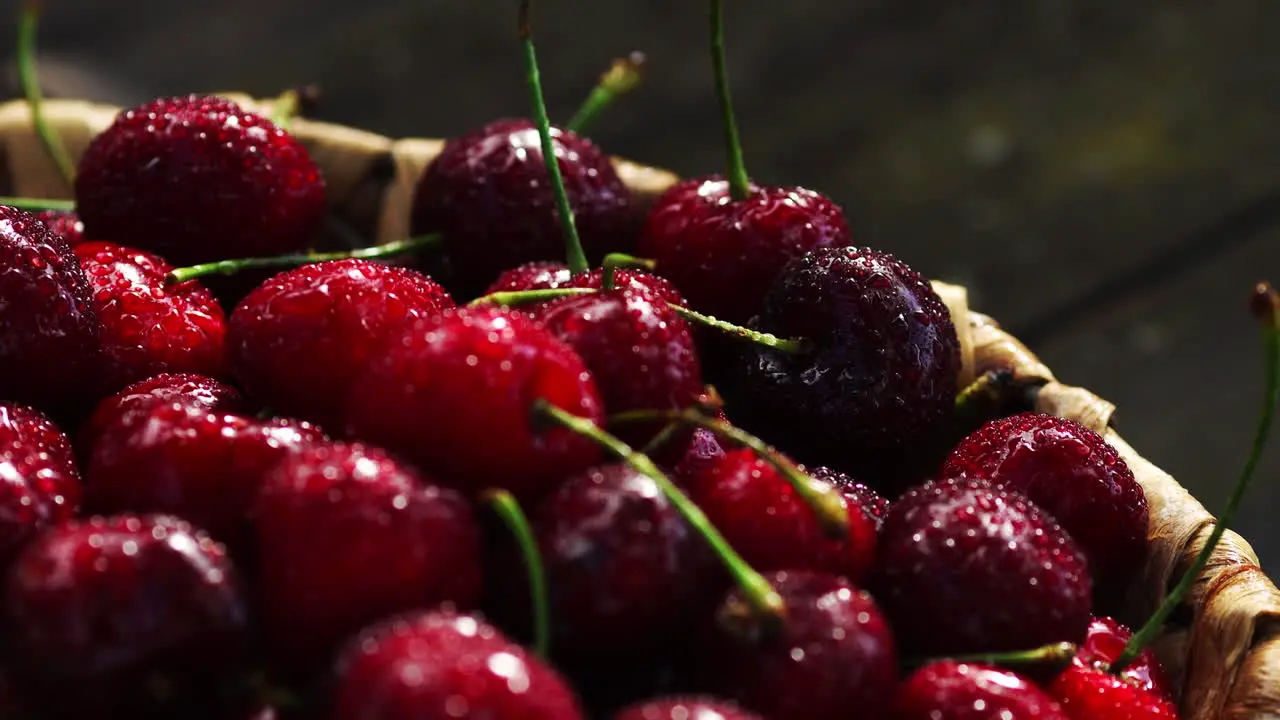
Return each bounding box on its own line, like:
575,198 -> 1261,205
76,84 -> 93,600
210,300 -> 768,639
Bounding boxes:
0,1 -> 1275,719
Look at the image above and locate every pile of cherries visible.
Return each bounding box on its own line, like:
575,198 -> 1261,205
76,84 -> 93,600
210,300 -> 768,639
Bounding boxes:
0,1 -> 1273,719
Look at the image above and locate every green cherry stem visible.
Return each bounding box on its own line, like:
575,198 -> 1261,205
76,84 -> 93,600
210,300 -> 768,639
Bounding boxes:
268,89 -> 301,130
607,406 -> 849,538
482,488 -> 550,659
17,0 -> 77,187
709,0 -> 751,201
671,304 -> 810,354
0,195 -> 74,211
600,252 -> 657,291
1110,281 -> 1280,674
165,234 -> 442,285
907,642 -> 1078,671
533,400 -> 786,623
565,52 -> 646,136
468,286 -> 809,354
518,0 -> 589,276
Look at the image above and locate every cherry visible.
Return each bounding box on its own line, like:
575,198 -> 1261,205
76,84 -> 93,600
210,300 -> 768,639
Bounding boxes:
0,403 -> 81,570
635,0 -> 851,325
873,476 -> 1093,657
612,696 -> 763,720
894,661 -> 1070,719
344,305 -> 604,503
484,263 -> 687,319
684,448 -> 877,584
329,609 -> 585,720
34,208 -> 84,246
229,259 -> 455,429
79,372 -> 247,458
1071,616 -> 1172,699
696,569 -> 897,720
254,441 -> 482,675
85,402 -> 330,554
74,95 -> 326,267
0,204 -> 100,414
808,466 -> 891,529
939,412 -> 1148,589
729,246 -> 961,489
1050,666 -> 1178,720
409,117 -> 632,298
537,285 -> 703,449
4,514 -> 250,717
75,241 -> 229,394
489,462 -> 717,710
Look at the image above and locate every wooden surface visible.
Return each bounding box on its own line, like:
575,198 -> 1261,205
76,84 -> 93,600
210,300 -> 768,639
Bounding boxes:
7,1 -> 1280,566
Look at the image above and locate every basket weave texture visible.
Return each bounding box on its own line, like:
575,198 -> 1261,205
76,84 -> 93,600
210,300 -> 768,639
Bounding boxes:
1,94 -> 1277,720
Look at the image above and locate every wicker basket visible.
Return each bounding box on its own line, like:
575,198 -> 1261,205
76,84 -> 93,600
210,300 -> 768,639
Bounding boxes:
0,95 -> 1277,720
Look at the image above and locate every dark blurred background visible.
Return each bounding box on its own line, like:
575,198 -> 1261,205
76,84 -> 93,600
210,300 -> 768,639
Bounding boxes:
9,1 -> 1280,566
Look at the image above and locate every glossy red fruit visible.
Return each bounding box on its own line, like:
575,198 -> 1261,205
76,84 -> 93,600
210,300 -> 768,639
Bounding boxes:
730,247 -> 961,489
0,205 -> 100,413
254,442 -> 481,673
4,514 -> 249,716
345,306 -> 604,503
808,466 -> 890,529
685,448 -> 878,584
483,262 -> 687,317
538,286 -> 702,448
939,412 -> 1148,588
672,427 -> 729,481
894,661 -> 1070,719
612,696 -> 763,720
1050,664 -> 1178,720
409,118 -> 631,297
330,610 -> 585,720
76,241 -> 228,393
494,463 -> 716,707
79,373 -> 247,458
74,95 -> 326,267
229,259 -> 454,429
85,403 -> 329,552
1072,617 -> 1173,699
874,476 -> 1093,656
698,570 -> 897,720
34,208 -> 85,246
0,404 -> 81,569
637,177 -> 851,324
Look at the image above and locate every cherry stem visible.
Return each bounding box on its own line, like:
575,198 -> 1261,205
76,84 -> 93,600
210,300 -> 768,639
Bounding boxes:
0,196 -> 73,211
268,88 -> 301,130
482,488 -> 550,659
909,641 -> 1078,670
518,0 -> 589,276
533,400 -> 786,622
672,304 -> 810,354
165,234 -> 442,284
600,252 -> 656,291
468,286 -> 810,354
565,52 -> 646,136
607,406 -> 850,539
709,0 -> 751,201
1110,281 -> 1280,674
17,1 -> 76,187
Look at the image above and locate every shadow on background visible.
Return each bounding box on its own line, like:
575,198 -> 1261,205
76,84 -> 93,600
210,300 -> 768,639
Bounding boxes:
7,0 -> 1280,566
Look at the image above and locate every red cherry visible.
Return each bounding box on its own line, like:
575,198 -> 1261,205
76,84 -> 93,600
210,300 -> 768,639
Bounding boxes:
78,372 -> 247,459
1050,664 -> 1178,720
344,306 -> 604,503
894,661 -> 1070,719
254,442 -> 482,674
229,259 -> 454,429
75,241 -> 228,394
329,610 -> 585,720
